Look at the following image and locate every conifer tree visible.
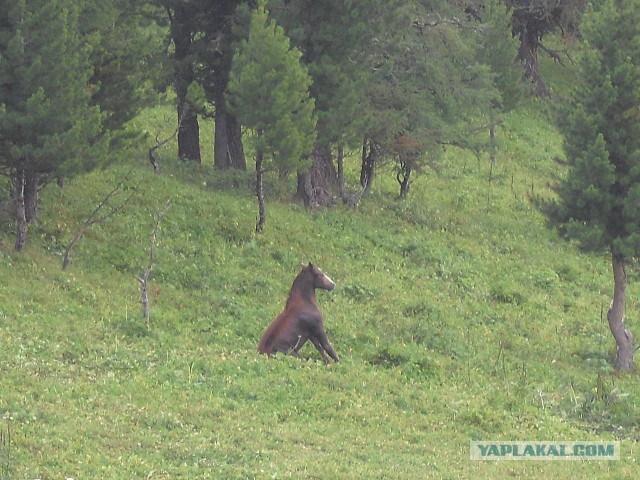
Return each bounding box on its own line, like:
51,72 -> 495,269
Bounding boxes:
506,0 -> 587,96
0,0 -> 104,251
477,0 -> 525,113
226,1 -> 316,232
80,0 -> 165,137
269,0 -> 402,207
554,0 -> 640,371
472,0 -> 525,168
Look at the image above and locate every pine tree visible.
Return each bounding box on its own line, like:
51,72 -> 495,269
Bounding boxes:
471,0 -> 525,169
554,0 -> 640,371
477,0 -> 525,113
0,0 -> 104,251
269,0 -> 402,207
80,0 -> 165,136
226,1 -> 316,232
506,0 -> 587,96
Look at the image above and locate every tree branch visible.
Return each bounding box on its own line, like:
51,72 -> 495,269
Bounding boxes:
62,170 -> 139,270
148,111 -> 185,173
413,14 -> 486,34
537,41 -> 572,66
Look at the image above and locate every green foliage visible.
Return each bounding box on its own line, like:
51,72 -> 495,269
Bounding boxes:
555,0 -> 640,258
226,2 -> 316,174
80,0 -> 166,135
1,90 -> 639,477
0,422 -> 10,480
269,0 -> 403,148
477,0 -> 526,111
357,0 -> 525,197
0,0 -> 104,176
1,10 -> 639,476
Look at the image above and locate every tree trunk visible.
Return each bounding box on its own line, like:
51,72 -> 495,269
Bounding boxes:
177,107 -> 201,162
295,142 -> 336,209
214,91 -> 246,170
171,4 -> 201,162
489,114 -> 497,166
24,170 -> 39,224
255,149 -> 266,233
397,159 -> 412,199
336,144 -> 348,203
360,137 -> 377,193
608,253 -> 634,371
12,169 -> 28,252
516,27 -> 549,97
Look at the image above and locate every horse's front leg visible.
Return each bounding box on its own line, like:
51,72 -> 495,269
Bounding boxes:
309,336 -> 334,364
310,327 -> 339,363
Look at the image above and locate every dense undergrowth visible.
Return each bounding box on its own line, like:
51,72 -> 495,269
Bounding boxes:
1,87 -> 639,477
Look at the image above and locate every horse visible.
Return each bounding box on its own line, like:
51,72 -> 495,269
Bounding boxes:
258,263 -> 339,363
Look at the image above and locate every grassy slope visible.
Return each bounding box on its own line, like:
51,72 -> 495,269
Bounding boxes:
1,91 -> 639,478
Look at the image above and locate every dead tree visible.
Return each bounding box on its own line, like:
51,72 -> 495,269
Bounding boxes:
148,114 -> 184,173
138,200 -> 171,323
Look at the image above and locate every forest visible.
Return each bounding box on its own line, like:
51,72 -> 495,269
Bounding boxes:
1,0 -> 639,478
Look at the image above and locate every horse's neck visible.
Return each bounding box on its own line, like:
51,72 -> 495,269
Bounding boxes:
286,275 -> 317,307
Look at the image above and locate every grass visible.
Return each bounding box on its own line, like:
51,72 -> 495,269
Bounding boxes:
1,78 -> 639,477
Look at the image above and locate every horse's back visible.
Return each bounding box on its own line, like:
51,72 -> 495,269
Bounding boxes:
258,303 -> 312,354
258,309 -> 291,353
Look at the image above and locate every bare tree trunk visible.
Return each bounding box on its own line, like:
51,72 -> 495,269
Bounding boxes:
360,137 -> 378,194
516,27 -> 549,97
255,149 -> 266,233
171,4 -> 201,162
295,142 -> 336,209
24,170 -> 39,224
177,104 -> 201,162
12,169 -> 27,252
489,113 -> 497,166
214,91 -> 246,170
336,144 -> 348,202
608,253 -> 634,371
397,159 -> 412,199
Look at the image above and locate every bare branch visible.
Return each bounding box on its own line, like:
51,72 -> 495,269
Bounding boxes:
413,14 -> 486,34
62,170 -> 139,270
538,41 -> 573,66
148,111 -> 185,173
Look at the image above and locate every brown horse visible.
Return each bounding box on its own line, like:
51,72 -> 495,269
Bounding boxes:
258,263 -> 339,363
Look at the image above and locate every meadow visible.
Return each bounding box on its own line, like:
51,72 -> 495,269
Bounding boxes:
1,90 -> 639,477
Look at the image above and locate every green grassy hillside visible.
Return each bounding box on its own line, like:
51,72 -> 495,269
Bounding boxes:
1,94 -> 638,478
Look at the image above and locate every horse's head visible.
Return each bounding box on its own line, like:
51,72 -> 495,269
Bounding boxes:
304,262 -> 336,292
